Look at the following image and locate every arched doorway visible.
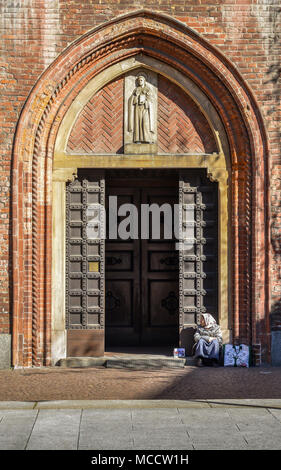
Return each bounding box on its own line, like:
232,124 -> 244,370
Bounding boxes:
55,59 -> 226,359
11,11 -> 269,366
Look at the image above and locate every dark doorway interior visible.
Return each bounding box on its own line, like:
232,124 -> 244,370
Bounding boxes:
105,170 -> 179,349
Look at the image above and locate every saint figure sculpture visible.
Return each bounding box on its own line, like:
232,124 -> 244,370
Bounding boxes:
128,74 -> 154,143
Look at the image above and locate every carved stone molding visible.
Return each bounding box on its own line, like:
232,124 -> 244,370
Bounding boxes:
207,169 -> 228,184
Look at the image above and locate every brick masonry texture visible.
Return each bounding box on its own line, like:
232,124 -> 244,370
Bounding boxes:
1,366 -> 281,400
158,76 -> 217,154
0,1 -> 280,365
67,76 -> 124,154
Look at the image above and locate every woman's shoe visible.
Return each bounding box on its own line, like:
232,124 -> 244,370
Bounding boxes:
196,357 -> 204,367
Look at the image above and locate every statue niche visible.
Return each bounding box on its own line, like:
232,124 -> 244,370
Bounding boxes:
128,74 -> 155,144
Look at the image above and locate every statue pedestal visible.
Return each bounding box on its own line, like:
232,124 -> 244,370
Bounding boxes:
124,143 -> 158,154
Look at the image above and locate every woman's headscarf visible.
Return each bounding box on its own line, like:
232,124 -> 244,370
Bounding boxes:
201,313 -> 217,329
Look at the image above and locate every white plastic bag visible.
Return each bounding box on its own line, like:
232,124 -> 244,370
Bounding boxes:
236,344 -> 250,367
223,344 -> 250,367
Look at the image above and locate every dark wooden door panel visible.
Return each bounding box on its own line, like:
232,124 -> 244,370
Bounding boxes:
179,170 -> 218,352
66,174 -> 105,331
149,280 -> 179,325
141,187 -> 179,346
105,187 -> 140,346
105,181 -> 179,347
105,279 -> 134,326
106,251 -> 133,271
148,251 -> 178,272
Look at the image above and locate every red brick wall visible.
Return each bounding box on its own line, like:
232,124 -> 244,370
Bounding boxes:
0,1 -> 280,363
67,76 -> 124,154
158,76 -> 217,154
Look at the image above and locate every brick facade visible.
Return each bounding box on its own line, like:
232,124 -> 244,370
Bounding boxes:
67,76 -> 124,154
158,76 -> 217,154
0,1 -> 280,366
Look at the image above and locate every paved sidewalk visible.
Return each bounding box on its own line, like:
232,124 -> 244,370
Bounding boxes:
0,400 -> 281,450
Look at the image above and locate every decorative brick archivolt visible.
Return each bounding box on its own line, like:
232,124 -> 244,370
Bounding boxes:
12,10 -> 269,366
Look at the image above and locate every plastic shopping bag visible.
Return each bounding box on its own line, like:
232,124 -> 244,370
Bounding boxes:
223,344 -> 250,367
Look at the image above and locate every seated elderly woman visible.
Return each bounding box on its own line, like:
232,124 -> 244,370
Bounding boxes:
194,313 -> 222,366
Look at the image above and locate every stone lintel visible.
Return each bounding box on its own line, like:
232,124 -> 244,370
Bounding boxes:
124,143 -> 158,154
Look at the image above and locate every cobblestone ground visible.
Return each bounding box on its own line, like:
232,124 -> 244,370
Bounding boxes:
0,366 -> 280,401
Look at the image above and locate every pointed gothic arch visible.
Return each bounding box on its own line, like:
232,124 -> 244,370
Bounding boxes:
12,10 -> 269,366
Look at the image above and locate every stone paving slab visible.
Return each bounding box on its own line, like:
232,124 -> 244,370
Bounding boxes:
178,407 -> 231,421
0,401 -> 280,450
26,409 -> 81,450
227,408 -> 281,433
79,437 -> 134,451
82,408 -> 132,421
79,409 -> 134,450
193,441 -> 248,450
187,427 -> 243,439
0,401 -> 36,409
132,437 -> 193,451
0,410 -> 38,450
269,408 -> 281,422
133,443 -> 193,450
242,436 -> 281,450
132,408 -> 183,423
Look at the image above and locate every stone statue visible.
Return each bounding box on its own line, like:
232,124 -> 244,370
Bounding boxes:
128,74 -> 155,143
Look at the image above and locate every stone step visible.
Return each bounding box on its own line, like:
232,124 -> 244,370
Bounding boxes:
105,357 -> 186,369
57,356 -> 195,369
57,357 -> 107,368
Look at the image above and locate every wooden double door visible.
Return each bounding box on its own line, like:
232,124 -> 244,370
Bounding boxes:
105,176 -> 179,347
66,169 -> 219,356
